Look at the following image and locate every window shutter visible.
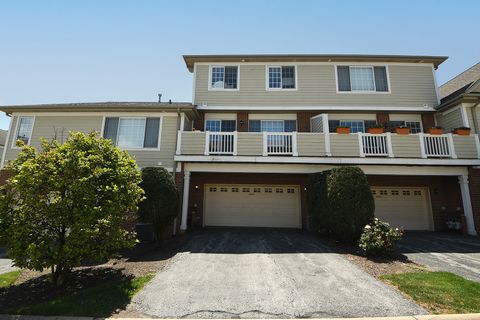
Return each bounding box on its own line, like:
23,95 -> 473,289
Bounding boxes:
374,67 -> 389,92
337,66 -> 351,91
284,120 -> 297,132
103,117 -> 119,145
144,118 -> 160,148
328,120 -> 340,133
248,120 -> 261,132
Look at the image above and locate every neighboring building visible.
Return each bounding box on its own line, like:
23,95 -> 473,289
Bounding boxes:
1,54 -> 479,236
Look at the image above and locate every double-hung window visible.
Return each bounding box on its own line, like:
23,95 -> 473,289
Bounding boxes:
337,66 -> 389,92
103,117 -> 161,149
210,66 -> 238,90
267,66 -> 296,89
248,120 -> 297,132
387,120 -> 422,133
328,120 -> 377,133
205,119 -> 236,132
13,116 -> 34,147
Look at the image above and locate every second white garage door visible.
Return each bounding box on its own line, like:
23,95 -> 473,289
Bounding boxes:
371,187 -> 432,230
204,184 -> 301,228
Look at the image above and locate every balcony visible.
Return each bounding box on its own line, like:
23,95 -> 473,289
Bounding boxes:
176,131 -> 480,163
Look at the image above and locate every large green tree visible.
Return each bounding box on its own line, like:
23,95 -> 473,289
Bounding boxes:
0,132 -> 144,286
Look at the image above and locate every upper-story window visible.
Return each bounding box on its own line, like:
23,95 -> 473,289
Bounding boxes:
210,66 -> 238,90
388,120 -> 423,133
249,120 -> 297,132
337,66 -> 389,92
13,116 -> 34,147
267,66 -> 296,90
205,119 -> 236,132
103,117 -> 161,149
328,120 -> 377,133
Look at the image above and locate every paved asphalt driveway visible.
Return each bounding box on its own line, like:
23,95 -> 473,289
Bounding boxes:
133,228 -> 425,318
399,232 -> 480,282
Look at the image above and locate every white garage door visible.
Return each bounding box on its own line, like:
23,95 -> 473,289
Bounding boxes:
371,187 -> 432,230
204,184 -> 301,228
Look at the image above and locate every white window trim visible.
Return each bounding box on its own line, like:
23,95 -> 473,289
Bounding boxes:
334,65 -> 391,94
101,116 -> 163,151
204,119 -> 237,131
11,115 -> 35,149
338,119 -> 366,133
391,120 -> 424,134
250,119 -> 297,132
208,65 -> 240,91
266,65 -> 298,91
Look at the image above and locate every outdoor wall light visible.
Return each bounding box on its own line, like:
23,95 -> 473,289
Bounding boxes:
239,120 -> 244,127
195,185 -> 199,190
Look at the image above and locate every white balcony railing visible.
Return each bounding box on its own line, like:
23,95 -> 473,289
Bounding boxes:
205,131 -> 237,155
263,132 -> 298,156
360,133 -> 392,157
421,134 -> 456,158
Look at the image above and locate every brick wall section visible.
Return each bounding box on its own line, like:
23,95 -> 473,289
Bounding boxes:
188,173 -> 309,229
376,113 -> 390,127
368,175 -> 462,231
468,168 -> 480,233
421,113 -> 436,131
195,112 -> 205,131
237,112 -> 249,132
0,170 -> 12,185
297,112 -> 320,132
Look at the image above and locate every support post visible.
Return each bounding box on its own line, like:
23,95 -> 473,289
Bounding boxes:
322,114 -> 331,156
180,171 -> 191,231
458,175 -> 477,236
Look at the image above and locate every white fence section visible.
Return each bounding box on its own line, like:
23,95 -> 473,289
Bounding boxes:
205,131 -> 236,155
422,134 -> 453,158
359,133 -> 392,157
263,132 -> 298,156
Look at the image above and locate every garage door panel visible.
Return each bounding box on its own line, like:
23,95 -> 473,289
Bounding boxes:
204,184 -> 301,228
372,187 -> 432,230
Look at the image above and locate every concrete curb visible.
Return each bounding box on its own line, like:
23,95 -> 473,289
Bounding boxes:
1,314 -> 480,320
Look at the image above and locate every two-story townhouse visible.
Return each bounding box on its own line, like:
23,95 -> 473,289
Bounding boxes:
175,54 -> 480,236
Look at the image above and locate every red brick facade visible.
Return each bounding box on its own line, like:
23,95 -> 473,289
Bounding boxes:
421,113 -> 435,131
237,112 -> 249,132
179,171 -> 465,232
468,168 -> 480,233
376,113 -> 390,127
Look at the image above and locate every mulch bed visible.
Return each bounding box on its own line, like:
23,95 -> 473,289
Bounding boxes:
0,234 -> 188,313
327,240 -> 427,278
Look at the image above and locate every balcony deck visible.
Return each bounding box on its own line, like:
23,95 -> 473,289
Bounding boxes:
175,131 -> 480,165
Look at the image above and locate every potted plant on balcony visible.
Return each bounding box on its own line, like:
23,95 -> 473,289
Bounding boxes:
367,125 -> 384,134
427,126 -> 444,135
453,127 -> 471,136
394,126 -> 410,135
336,126 -> 350,134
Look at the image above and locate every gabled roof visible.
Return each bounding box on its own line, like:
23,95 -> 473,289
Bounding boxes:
183,54 -> 448,72
439,62 -> 480,99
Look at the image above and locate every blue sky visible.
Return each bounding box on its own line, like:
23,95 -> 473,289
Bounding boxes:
0,0 -> 478,130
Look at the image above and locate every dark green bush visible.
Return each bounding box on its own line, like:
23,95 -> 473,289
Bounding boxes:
138,167 -> 179,243
359,218 -> 403,256
307,166 -> 375,243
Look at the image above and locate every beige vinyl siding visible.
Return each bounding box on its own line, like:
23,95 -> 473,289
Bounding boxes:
297,133 -> 326,156
436,108 -> 464,132
194,64 -> 438,108
391,135 -> 422,157
452,135 -> 478,159
180,132 -> 205,155
4,115 -> 178,169
237,133 -> 263,156
330,134 -> 360,157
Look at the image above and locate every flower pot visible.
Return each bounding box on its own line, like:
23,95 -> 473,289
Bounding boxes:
428,128 -> 444,135
395,127 -> 410,135
336,127 -> 350,134
367,127 -> 384,134
455,128 -> 471,136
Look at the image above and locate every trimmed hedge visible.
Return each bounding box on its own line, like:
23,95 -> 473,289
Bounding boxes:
138,167 -> 179,243
307,166 -> 375,243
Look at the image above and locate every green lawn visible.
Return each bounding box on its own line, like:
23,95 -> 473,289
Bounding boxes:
381,271 -> 480,314
0,270 -> 21,288
13,274 -> 153,317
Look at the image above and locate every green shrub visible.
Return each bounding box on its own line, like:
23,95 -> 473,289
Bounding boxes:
138,167 -> 179,243
359,218 -> 403,256
306,172 -> 328,233
326,167 -> 375,243
0,132 -> 143,286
